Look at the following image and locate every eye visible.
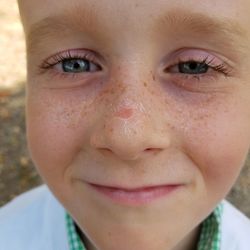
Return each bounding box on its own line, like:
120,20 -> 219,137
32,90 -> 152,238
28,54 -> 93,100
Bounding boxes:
61,58 -> 99,73
166,57 -> 230,77
39,49 -> 102,75
178,61 -> 209,74
162,50 -> 233,93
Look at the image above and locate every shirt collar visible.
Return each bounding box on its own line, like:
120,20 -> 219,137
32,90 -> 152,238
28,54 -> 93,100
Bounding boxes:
197,203 -> 223,250
66,213 -> 86,250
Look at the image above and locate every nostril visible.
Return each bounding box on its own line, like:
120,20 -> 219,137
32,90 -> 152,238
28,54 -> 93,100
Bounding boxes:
100,148 -> 112,153
145,148 -> 161,155
98,148 -> 113,157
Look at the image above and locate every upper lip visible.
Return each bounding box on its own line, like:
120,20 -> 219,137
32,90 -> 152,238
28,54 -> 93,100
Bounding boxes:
87,182 -> 182,191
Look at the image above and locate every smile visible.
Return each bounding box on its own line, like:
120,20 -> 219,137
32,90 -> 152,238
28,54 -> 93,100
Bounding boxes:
87,183 -> 182,206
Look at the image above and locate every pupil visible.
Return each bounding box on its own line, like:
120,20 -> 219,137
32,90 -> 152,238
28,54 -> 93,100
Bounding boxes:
74,62 -> 80,69
189,62 -> 197,70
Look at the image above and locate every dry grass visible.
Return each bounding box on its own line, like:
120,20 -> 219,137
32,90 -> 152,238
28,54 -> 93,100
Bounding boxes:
0,0 -> 26,91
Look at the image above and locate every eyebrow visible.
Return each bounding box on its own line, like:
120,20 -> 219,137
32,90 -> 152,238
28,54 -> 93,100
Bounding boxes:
155,9 -> 249,59
158,9 -> 246,37
26,5 -> 102,54
26,7 -> 249,60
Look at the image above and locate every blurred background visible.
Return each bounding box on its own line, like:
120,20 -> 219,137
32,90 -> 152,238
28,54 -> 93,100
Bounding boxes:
0,0 -> 249,217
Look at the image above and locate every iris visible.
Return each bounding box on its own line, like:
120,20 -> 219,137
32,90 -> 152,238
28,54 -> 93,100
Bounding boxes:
62,59 -> 90,73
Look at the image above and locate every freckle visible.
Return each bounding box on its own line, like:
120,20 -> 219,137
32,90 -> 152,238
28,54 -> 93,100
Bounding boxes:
102,89 -> 109,95
165,98 -> 169,105
166,122 -> 175,130
120,85 -> 126,92
143,82 -> 148,87
152,74 -> 155,81
150,90 -> 155,95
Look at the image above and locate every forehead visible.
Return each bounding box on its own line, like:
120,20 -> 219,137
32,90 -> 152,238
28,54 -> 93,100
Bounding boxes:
18,0 -> 250,64
19,0 -> 250,29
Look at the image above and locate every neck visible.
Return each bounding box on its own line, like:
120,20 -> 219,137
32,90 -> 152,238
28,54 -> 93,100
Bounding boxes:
173,225 -> 202,250
74,222 -> 97,250
74,222 -> 201,250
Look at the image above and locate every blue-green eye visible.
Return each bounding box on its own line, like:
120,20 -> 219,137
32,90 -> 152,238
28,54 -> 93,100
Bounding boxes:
178,61 -> 209,74
62,58 -> 99,73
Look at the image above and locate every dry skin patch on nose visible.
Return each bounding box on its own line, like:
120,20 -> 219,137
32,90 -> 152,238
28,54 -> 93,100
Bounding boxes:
115,108 -> 134,119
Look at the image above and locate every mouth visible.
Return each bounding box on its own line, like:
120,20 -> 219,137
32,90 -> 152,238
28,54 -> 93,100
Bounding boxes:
87,182 -> 182,206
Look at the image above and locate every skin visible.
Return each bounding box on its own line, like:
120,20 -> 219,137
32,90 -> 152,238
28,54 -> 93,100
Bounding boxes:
18,0 -> 250,249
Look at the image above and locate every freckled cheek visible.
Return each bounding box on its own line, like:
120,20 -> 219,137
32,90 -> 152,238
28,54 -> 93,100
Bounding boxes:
182,108 -> 250,196
26,94 -> 92,179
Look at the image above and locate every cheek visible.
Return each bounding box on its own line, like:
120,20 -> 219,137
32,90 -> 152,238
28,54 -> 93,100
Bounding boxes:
182,97 -> 250,197
26,90 -> 93,182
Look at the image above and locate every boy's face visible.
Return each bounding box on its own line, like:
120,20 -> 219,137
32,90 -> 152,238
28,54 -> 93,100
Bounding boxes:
19,0 -> 250,249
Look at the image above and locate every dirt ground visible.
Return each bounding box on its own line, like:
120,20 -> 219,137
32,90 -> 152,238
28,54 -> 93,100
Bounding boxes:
0,1 -> 250,218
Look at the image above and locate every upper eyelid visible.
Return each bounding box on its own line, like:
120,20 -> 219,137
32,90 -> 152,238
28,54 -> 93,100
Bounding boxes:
40,48 -> 232,73
168,57 -> 208,68
167,57 -> 224,70
164,49 -> 233,68
168,52 -> 223,65
40,49 -> 104,68
164,48 -> 232,64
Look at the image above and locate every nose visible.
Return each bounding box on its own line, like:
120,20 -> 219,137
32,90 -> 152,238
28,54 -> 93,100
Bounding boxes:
90,84 -> 171,162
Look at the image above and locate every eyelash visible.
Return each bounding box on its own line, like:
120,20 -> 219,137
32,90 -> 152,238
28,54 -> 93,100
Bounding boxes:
39,51 -> 231,85
166,56 -> 230,77
39,50 -> 101,76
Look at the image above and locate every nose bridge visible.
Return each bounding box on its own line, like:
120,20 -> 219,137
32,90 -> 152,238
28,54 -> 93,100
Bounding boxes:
107,55 -> 152,120
102,57 -> 154,135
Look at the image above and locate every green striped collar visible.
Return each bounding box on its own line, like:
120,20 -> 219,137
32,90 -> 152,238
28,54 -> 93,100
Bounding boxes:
66,213 -> 85,250
66,203 -> 223,250
197,203 -> 223,250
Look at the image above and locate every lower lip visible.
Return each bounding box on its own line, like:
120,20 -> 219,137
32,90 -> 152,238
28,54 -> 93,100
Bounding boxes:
88,183 -> 181,206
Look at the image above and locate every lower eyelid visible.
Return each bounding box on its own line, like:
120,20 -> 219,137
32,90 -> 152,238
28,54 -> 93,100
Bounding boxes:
167,76 -> 219,93
37,69 -> 104,88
